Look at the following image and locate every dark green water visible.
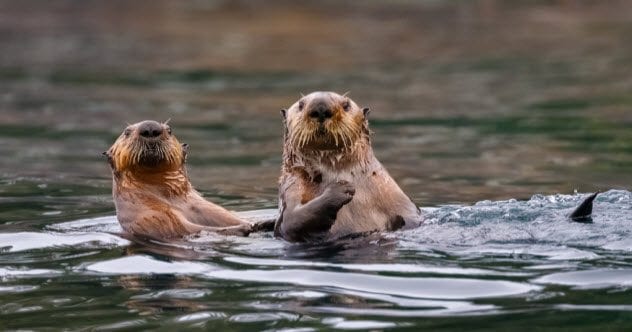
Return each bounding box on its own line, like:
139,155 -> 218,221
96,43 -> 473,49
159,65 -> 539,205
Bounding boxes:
1,1 -> 632,330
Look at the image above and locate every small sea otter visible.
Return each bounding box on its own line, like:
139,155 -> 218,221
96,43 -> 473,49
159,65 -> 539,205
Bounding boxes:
275,92 -> 423,242
104,120 -> 254,241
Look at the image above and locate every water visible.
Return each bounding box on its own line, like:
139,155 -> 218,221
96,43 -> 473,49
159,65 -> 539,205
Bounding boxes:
2,191 -> 631,330
1,1 -> 632,330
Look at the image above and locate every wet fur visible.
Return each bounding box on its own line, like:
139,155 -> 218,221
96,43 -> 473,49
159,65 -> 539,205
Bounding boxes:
105,120 -> 252,241
275,92 -> 422,242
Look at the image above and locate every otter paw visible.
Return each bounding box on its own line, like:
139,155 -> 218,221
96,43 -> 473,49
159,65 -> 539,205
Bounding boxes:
325,180 -> 356,207
215,224 -> 252,237
251,219 -> 276,232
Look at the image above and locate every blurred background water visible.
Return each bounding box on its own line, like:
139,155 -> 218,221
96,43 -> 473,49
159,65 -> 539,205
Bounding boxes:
1,1 -> 631,330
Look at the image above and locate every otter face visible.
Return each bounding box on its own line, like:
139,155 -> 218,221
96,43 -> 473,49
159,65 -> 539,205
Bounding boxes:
105,120 -> 186,172
283,92 -> 369,152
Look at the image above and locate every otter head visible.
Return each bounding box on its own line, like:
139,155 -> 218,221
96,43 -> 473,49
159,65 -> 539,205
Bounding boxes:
104,120 -> 188,174
282,92 -> 370,154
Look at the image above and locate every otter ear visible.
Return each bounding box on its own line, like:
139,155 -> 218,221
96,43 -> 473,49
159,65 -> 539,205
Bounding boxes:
280,109 -> 287,119
362,107 -> 370,117
182,143 -> 189,161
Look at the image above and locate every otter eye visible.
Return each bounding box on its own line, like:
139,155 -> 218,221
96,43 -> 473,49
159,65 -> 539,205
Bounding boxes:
342,101 -> 350,112
166,127 -> 172,135
124,129 -> 132,137
298,100 -> 305,111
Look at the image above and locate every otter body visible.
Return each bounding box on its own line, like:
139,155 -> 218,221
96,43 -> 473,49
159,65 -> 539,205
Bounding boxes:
105,120 -> 252,241
275,92 -> 422,242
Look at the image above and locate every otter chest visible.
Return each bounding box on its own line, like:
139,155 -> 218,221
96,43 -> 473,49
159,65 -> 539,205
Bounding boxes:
319,169 -> 391,236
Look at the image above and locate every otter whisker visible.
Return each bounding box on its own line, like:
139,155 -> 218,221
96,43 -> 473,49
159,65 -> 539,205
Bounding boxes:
158,144 -> 166,164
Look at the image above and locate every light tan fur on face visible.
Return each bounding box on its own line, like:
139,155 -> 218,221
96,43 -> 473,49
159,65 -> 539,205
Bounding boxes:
286,93 -> 365,151
107,123 -> 183,173
107,121 -> 190,197
105,120 -> 252,241
283,91 -> 372,172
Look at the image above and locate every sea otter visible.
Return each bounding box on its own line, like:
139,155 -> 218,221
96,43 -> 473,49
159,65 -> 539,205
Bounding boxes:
275,92 -> 423,242
104,120 -> 254,241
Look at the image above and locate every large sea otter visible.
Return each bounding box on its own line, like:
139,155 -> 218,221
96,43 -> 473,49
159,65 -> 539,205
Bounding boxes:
275,92 -> 423,242
104,120 -> 255,241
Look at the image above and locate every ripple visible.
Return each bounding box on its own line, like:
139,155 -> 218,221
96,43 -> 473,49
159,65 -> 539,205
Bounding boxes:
1,304 -> 44,314
83,255 -> 217,275
175,311 -> 227,323
205,269 -> 540,300
229,312 -> 299,323
261,328 -> 316,332
0,267 -> 60,278
0,232 -> 129,252
555,304 -> 632,311
131,288 -> 212,300
453,244 -> 600,261
533,269 -> 632,288
313,305 -> 502,318
602,239 -> 632,252
271,287 -> 499,317
48,216 -> 121,233
333,289 -> 495,311
323,318 -> 400,330
93,319 -> 147,331
0,285 -> 39,293
224,256 -> 530,276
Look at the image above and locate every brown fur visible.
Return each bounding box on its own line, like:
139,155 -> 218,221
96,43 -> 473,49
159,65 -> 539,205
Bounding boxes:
105,120 -> 252,241
275,92 -> 423,242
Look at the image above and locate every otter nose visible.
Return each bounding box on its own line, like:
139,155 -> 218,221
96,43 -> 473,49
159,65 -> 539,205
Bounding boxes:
138,121 -> 163,138
308,103 -> 333,122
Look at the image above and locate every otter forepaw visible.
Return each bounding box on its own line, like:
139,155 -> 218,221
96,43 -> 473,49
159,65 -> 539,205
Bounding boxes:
325,180 -> 355,208
215,224 -> 252,237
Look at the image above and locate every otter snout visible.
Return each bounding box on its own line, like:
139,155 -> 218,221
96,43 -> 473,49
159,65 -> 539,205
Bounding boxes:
308,102 -> 333,123
137,121 -> 163,138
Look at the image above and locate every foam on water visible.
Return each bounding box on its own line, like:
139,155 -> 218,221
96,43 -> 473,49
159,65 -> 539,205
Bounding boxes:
401,190 -> 632,251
